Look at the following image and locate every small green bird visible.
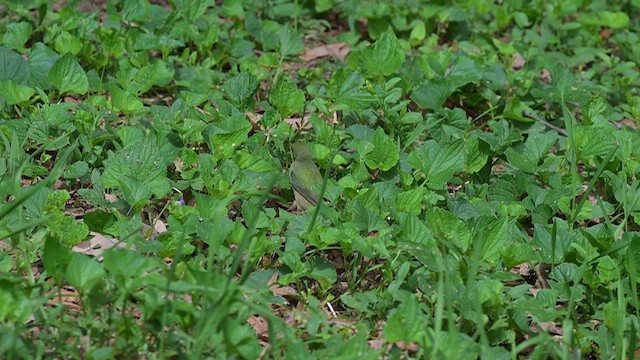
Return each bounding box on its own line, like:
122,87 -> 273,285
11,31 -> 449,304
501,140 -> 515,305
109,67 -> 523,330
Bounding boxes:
289,142 -> 323,211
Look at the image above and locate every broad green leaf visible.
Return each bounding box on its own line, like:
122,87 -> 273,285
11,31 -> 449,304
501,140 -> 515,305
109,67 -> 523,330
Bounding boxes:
111,86 -> 143,114
65,253 -> 106,291
314,0 -> 333,12
309,257 -> 337,289
627,232 -> 640,279
102,138 -> 170,206
396,187 -> 424,215
2,21 -> 32,51
222,72 -> 258,110
0,46 -> 29,84
584,96 -> 609,127
383,294 -> 427,342
411,78 -> 453,110
269,77 -> 304,117
63,161 -> 89,179
53,31 -> 82,55
573,125 -> 618,161
505,132 -> 557,173
277,26 -> 304,57
0,80 -> 35,105
129,61 -> 174,94
48,214 -> 90,247
121,0 -> 150,22
362,31 -> 405,77
500,243 -> 539,268
447,55 -> 482,88
579,11 -> 629,29
365,127 -> 398,171
221,0 -> 244,18
478,216 -> 513,264
410,21 -> 426,42
49,54 -> 89,95
534,222 -> 572,263
465,135 -> 488,173
596,256 -> 617,283
408,139 -> 465,188
426,207 -> 472,252
328,69 -> 374,110
28,43 -> 59,89
204,114 -> 252,160
174,0 -> 213,21
43,238 -> 72,279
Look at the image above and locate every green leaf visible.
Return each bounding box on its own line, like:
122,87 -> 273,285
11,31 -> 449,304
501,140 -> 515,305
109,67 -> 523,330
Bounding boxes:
269,77 -> 304,117
314,0 -> 333,12
365,127 -> 398,171
410,21 -> 426,42
396,187 -> 424,216
477,216 -> 513,264
222,72 -> 259,110
277,26 -> 304,57
627,232 -> 640,278
49,54 -> 89,95
204,114 -> 252,160
383,294 -> 427,342
426,207 -> 472,252
176,0 -> 213,21
500,243 -> 539,268
362,31 -> 405,77
573,125 -> 618,161
0,46 -> 30,84
48,214 -> 90,247
121,0 -> 150,22
28,43 -> 59,89
2,21 -> 33,51
111,86 -> 143,114
43,237 -> 73,279
65,253 -> 106,291
411,78 -> 453,110
54,31 -> 82,55
579,11 -> 629,29
129,60 -> 174,94
102,138 -> 170,207
327,69 -> 374,110
505,132 -> 557,173
63,161 -> 89,179
408,139 -> 465,188
0,80 -> 35,105
534,222 -> 571,263
465,135 -> 488,173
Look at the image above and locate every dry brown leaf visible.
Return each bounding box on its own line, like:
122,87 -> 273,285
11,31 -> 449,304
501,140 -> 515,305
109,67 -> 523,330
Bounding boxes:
72,232 -> 134,257
283,114 -> 313,129
368,338 -> 386,350
154,220 -> 167,234
540,69 -> 551,83
512,52 -> 525,70
532,321 -> 562,336
616,118 -> 637,130
247,315 -> 269,337
300,42 -> 350,62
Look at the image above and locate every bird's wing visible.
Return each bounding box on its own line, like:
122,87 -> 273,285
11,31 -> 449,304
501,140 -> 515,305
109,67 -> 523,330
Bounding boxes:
290,169 -> 320,206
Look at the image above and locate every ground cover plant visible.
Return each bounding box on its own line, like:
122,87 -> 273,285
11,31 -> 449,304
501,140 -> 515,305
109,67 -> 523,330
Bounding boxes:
1,0 -> 639,358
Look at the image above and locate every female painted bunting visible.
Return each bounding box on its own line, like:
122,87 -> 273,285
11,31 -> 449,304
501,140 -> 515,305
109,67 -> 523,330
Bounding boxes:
289,143 -> 323,211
